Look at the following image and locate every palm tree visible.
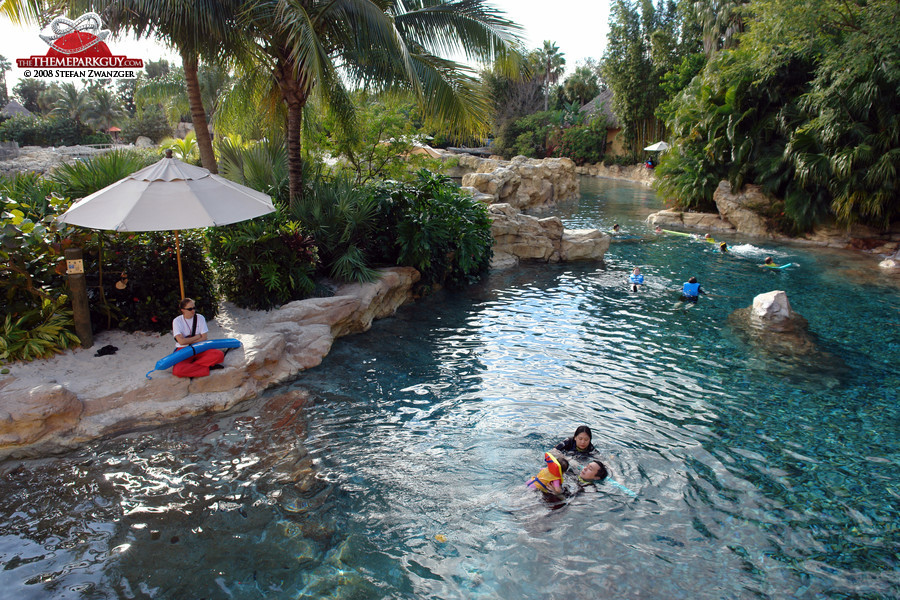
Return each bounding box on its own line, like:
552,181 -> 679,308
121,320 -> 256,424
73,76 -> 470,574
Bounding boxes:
238,0 -> 522,201
535,40 -> 566,111
135,63 -> 231,133
86,86 -> 125,131
50,82 -> 93,124
70,0 -> 245,173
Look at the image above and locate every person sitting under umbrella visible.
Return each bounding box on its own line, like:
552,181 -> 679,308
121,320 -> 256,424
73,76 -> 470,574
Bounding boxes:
172,297 -> 225,377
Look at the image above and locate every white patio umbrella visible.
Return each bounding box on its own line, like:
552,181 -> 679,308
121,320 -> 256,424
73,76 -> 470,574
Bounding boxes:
57,150 -> 275,299
644,141 -> 670,152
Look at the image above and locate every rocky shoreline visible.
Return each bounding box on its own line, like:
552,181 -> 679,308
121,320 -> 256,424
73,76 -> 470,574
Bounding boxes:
0,153 -> 615,462
0,268 -> 421,461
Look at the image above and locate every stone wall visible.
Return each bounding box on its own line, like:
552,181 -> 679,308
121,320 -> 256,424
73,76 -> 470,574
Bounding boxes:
648,180 -> 900,260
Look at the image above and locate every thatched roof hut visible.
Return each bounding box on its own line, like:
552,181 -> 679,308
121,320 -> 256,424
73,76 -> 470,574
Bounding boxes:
1,100 -> 33,118
580,89 -> 620,128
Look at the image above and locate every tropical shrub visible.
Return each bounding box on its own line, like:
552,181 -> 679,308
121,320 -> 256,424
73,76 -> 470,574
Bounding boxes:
0,115 -> 101,146
207,215 -> 317,310
120,106 -> 172,143
0,172 -> 61,220
160,131 -> 199,161
0,297 -> 80,364
97,231 -> 218,333
290,169 -> 380,283
553,117 -> 608,165
217,135 -> 290,207
0,197 -> 70,320
50,149 -> 158,199
371,169 -> 493,288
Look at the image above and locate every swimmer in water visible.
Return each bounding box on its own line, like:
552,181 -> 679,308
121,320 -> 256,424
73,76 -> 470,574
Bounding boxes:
674,277 -> 705,309
526,451 -> 569,497
761,256 -> 779,268
629,267 -> 644,292
654,225 -> 662,233
578,460 -> 609,483
704,233 -> 716,243
556,425 -> 596,455
612,224 -> 621,233
719,241 -> 728,253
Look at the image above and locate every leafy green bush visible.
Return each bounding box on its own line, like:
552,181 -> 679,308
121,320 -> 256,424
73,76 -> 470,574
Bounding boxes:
0,297 -> 80,364
50,149 -> 158,199
1,199 -> 69,320
290,169 -> 380,283
120,106 -> 172,143
207,215 -> 317,310
0,115 -> 100,146
0,171 -> 61,220
96,231 -> 218,333
371,169 -> 493,288
217,135 -> 290,207
554,117 -> 608,165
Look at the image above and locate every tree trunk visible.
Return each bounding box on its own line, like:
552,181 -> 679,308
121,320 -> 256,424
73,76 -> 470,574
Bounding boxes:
274,58 -> 308,203
182,51 -> 217,173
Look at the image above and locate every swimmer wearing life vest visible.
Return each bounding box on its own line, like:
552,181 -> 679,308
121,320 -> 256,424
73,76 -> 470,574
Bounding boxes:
526,451 -> 569,497
680,277 -> 705,302
761,256 -> 780,268
719,242 -> 728,253
704,233 -> 716,243
629,267 -> 645,292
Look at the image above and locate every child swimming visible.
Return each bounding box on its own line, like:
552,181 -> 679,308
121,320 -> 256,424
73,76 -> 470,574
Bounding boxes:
629,267 -> 645,292
526,451 -> 570,497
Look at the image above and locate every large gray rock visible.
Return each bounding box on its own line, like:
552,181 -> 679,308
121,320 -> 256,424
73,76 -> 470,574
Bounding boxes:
488,203 -> 609,268
713,181 -> 775,237
727,290 -> 845,383
456,155 -> 579,212
576,162 -> 655,187
647,208 -> 736,233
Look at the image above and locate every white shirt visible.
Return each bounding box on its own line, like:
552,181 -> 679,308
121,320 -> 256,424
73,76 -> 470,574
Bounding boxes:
172,314 -> 208,349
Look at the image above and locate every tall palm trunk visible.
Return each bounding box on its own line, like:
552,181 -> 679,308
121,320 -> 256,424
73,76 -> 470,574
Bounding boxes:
182,52 -> 217,173
274,58 -> 308,203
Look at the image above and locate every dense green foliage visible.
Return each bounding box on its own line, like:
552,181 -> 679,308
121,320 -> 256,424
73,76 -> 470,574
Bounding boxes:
371,170 -> 494,289
657,0 -> 900,230
207,216 -> 317,311
89,231 -> 218,333
0,115 -> 106,146
51,149 -> 158,200
119,106 -> 173,144
0,297 -> 80,364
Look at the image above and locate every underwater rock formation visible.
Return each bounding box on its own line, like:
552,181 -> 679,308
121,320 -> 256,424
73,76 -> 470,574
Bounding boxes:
727,290 -> 845,382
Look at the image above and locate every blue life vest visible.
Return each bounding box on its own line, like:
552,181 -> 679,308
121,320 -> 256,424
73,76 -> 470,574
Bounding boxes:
629,274 -> 644,284
682,282 -> 700,297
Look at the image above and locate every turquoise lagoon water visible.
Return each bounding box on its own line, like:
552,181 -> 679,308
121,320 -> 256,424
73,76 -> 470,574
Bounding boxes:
1,177 -> 898,599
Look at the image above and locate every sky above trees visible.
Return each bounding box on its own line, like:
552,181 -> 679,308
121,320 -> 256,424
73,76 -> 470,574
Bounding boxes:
0,1 -> 612,90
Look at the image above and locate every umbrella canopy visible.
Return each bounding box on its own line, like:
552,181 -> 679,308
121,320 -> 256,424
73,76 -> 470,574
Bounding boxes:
644,141 -> 670,152
57,155 -> 274,232
57,152 -> 275,298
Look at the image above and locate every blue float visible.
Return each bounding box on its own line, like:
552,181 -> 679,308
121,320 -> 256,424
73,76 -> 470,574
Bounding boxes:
145,338 -> 242,379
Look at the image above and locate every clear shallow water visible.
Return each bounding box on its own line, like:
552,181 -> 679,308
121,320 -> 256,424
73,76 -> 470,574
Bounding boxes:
2,177 -> 899,599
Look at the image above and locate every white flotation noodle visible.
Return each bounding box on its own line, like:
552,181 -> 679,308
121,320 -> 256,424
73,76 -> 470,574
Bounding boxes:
145,338 -> 242,379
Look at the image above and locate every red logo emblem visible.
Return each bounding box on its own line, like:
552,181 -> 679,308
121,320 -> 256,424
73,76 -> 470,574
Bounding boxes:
16,12 -> 143,76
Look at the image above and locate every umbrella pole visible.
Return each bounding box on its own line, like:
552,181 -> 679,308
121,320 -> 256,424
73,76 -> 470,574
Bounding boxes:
175,230 -> 185,300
